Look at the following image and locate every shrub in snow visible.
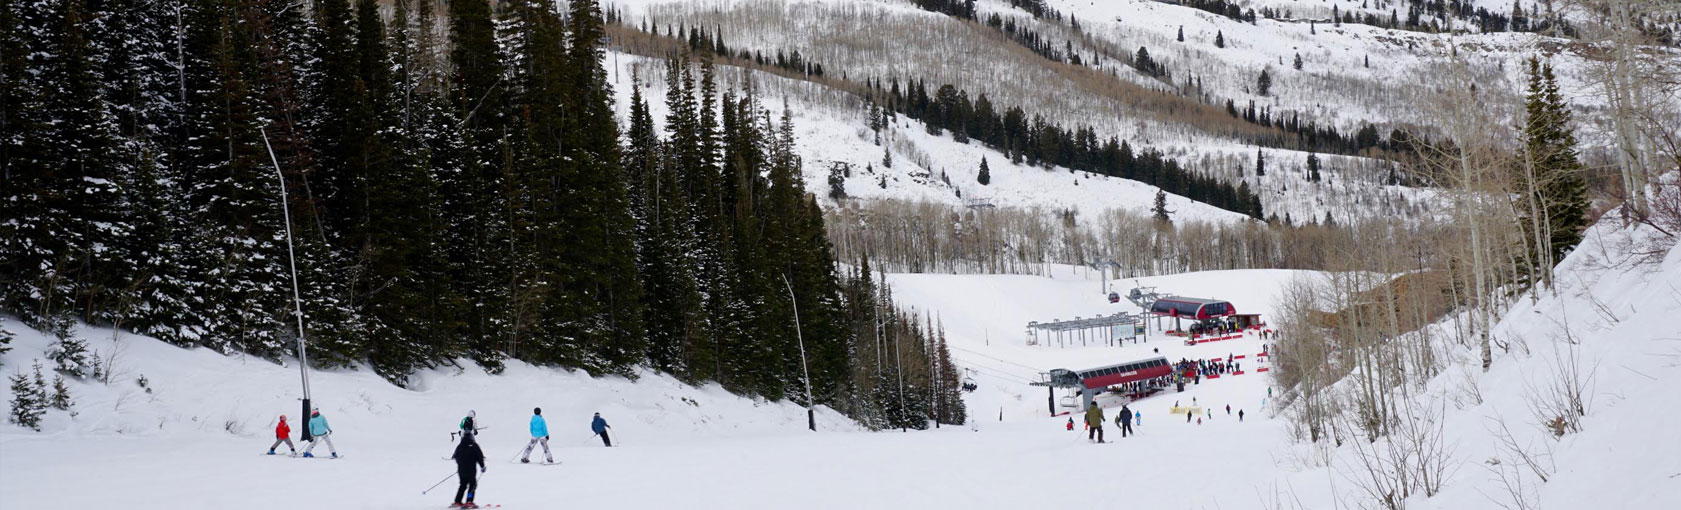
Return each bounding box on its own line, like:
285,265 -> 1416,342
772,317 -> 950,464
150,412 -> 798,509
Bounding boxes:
8,361 -> 48,430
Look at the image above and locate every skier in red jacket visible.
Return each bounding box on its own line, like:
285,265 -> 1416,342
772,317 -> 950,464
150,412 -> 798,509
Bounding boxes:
268,415 -> 296,456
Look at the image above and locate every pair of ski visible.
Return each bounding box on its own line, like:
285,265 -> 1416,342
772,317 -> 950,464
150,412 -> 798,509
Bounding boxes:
265,452 -> 341,459
448,503 -> 500,508
435,457 -> 559,465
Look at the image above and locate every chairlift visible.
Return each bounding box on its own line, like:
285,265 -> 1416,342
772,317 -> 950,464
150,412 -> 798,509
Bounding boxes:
1058,395 -> 1078,408
961,370 -> 978,392
1108,292 -> 1121,303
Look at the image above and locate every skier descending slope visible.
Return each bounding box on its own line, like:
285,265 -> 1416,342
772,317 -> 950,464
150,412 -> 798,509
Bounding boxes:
450,434 -> 487,508
519,408 -> 553,464
267,415 -> 296,455
591,412 -> 612,447
1084,402 -> 1105,443
301,408 -> 338,458
1118,405 -> 1134,438
458,410 -> 479,440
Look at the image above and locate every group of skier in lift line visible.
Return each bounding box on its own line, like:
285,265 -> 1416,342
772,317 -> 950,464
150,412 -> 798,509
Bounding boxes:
265,407 -> 615,508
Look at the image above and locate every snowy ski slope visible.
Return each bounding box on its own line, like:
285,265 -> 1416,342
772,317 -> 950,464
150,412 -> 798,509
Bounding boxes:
6,209 -> 1676,508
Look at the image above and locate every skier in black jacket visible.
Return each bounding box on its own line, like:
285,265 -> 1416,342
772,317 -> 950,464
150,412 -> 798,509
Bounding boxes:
450,434 -> 487,508
1118,405 -> 1134,437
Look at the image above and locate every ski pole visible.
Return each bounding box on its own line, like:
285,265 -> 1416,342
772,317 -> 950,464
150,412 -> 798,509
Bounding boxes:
422,471 -> 457,495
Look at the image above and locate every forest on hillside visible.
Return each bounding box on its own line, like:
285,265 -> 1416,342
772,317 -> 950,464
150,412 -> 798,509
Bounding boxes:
0,0 -> 963,430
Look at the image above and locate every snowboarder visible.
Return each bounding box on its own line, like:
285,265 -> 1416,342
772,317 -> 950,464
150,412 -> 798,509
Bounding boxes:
519,407 -> 553,464
1084,402 -> 1105,443
450,433 -> 486,508
1118,405 -> 1134,438
1239,409 -> 1246,422
591,412 -> 612,447
267,415 -> 296,455
301,408 -> 337,458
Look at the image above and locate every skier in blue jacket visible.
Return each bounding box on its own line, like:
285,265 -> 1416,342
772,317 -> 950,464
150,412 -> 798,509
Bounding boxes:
591,412 -> 612,447
519,407 -> 553,464
301,408 -> 338,458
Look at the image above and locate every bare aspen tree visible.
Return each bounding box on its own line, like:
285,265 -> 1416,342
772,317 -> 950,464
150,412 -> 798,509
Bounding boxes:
1567,0 -> 1681,218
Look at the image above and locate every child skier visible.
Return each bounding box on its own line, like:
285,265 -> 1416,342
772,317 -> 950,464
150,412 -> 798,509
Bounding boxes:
301,408 -> 337,458
1066,417 -> 1074,430
267,415 -> 296,455
591,412 -> 612,447
520,407 -> 553,464
450,434 -> 486,508
458,410 -> 478,440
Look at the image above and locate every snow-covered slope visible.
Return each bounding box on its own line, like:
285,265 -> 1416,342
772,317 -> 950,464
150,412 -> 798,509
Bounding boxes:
608,53 -> 1256,224
5,210 -> 1676,508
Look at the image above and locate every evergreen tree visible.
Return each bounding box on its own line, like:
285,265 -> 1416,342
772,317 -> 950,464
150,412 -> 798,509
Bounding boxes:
1177,25 -> 1184,42
1518,58 -> 1588,267
7,363 -> 47,431
1307,153 -> 1322,182
1255,149 -> 1267,177
1293,53 -> 1303,70
977,157 -> 991,185
1153,189 -> 1172,224
1215,30 -> 1225,48
1257,67 -> 1272,96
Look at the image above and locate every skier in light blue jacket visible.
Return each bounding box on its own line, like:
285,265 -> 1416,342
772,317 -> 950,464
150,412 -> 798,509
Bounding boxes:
519,407 -> 553,464
301,408 -> 338,458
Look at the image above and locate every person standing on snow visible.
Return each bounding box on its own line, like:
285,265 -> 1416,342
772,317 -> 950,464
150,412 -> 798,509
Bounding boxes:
1135,411 -> 1142,427
450,433 -> 486,508
520,408 -> 553,464
1239,409 -> 1246,422
268,415 -> 296,455
1118,405 -> 1134,438
1084,402 -> 1105,443
591,412 -> 613,447
1066,417 -> 1075,431
301,408 -> 337,458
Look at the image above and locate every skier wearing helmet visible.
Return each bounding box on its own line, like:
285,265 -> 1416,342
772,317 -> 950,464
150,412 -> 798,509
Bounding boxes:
267,415 -> 296,455
301,408 -> 337,458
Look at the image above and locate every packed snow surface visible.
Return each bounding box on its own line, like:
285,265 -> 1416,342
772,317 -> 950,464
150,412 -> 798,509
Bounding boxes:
5,213 -> 1681,508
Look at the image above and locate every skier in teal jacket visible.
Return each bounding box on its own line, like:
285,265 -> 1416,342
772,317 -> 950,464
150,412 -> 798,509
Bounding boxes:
520,407 -> 553,464
301,408 -> 337,458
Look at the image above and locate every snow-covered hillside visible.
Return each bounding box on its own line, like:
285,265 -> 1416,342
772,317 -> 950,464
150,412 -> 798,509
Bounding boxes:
5,208 -> 1676,508
9,209 -> 1674,508
608,52 -> 1255,224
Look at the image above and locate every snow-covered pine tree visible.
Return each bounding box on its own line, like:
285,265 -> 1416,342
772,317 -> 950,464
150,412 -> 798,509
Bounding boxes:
7,365 -> 46,430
